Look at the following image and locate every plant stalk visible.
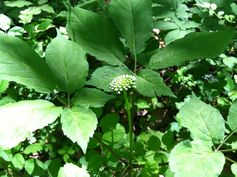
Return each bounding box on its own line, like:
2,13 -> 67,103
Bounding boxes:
123,91 -> 133,176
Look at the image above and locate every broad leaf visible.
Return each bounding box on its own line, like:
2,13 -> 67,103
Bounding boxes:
149,30 -> 235,69
58,163 -> 90,177
67,7 -> 124,65
72,88 -> 114,108
0,34 -> 57,93
61,107 -> 98,153
87,66 -> 131,92
108,0 -> 152,55
228,101 -> 237,131
231,163 -> 237,177
0,100 -> 62,149
4,0 -> 32,8
136,69 -> 175,97
169,140 -> 225,177
46,36 -> 88,93
12,153 -> 25,170
177,98 -> 225,143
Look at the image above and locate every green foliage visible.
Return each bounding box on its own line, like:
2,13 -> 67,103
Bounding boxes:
0,0 -> 236,176
149,30 -> 235,69
177,97 -> 225,144
61,107 -> 98,153
67,7 -> 125,65
46,36 -> 88,93
108,0 -> 152,55
169,140 -> 225,177
0,100 -> 62,149
0,34 -> 57,92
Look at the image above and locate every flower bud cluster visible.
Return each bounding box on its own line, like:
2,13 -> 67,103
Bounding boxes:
110,74 -> 136,94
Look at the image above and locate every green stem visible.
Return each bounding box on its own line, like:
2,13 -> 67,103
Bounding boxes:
67,92 -> 71,107
225,156 -> 237,164
123,91 -> 133,176
134,54 -> 137,73
220,148 -> 237,152
216,129 -> 237,151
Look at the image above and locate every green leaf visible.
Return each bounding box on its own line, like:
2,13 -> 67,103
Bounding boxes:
46,36 -> 88,93
0,100 -> 62,149
4,0 -> 32,8
24,143 -> 43,155
177,98 -> 225,144
25,159 -> 35,175
0,81 -> 9,94
58,163 -> 89,177
72,88 -> 114,108
164,29 -> 193,45
169,140 -> 225,177
67,7 -> 124,65
108,0 -> 152,55
0,14 -> 11,31
61,107 -> 98,153
147,135 -> 161,151
149,30 -> 235,69
12,153 -> 25,170
100,113 -> 119,132
0,34 -> 57,93
228,101 -> 237,131
231,163 -> 237,177
0,96 -> 15,106
87,66 -> 131,92
102,123 -> 127,146
136,69 -> 175,97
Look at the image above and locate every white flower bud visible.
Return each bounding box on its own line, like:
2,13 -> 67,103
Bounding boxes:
110,74 -> 136,94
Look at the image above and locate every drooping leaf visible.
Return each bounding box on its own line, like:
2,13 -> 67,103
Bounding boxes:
61,107 -> 98,153
58,163 -> 90,177
169,140 -> 225,177
72,88 -> 114,108
108,0 -> 152,55
136,69 -> 175,97
228,101 -> 237,131
87,66 -> 131,92
0,34 -> 57,93
67,7 -> 124,65
177,98 -> 225,144
46,36 -> 88,93
149,30 -> 235,69
0,100 -> 62,149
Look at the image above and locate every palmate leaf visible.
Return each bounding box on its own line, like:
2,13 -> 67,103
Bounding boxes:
0,100 -> 62,149
46,36 -> 88,93
108,0 -> 152,55
67,7 -> 125,66
169,140 -> 225,177
177,98 -> 225,144
58,163 -> 90,177
0,34 -> 57,93
149,30 -> 235,69
136,69 -> 175,97
61,107 -> 98,153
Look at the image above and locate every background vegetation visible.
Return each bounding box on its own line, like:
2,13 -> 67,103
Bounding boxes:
0,0 -> 237,176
